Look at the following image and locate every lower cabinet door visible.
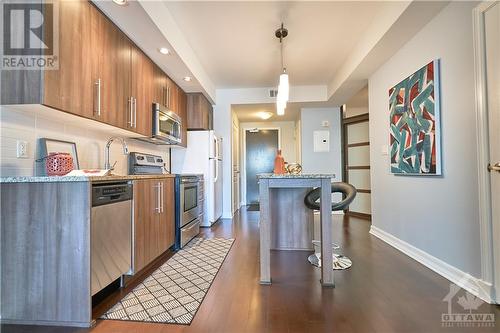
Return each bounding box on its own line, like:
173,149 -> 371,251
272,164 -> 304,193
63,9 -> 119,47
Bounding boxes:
133,179 -> 158,272
133,178 -> 175,274
158,178 -> 175,253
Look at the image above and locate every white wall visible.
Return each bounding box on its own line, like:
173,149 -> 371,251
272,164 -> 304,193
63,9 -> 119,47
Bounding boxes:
344,106 -> 368,118
369,2 -> 481,277
0,106 -> 171,176
300,107 -> 342,180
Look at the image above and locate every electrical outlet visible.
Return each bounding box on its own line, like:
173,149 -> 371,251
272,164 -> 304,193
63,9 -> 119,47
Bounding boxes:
16,140 -> 28,158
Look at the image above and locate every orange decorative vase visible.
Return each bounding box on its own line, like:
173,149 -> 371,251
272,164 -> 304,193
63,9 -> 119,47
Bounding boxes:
273,149 -> 286,174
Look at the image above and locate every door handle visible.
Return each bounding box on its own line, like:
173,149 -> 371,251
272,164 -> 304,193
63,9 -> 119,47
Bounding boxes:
488,162 -> 500,173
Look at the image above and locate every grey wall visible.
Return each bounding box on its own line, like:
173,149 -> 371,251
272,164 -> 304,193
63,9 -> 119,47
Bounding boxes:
369,2 -> 481,277
300,107 -> 342,181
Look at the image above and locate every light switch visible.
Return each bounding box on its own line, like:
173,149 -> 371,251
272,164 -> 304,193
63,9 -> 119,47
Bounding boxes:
313,130 -> 330,152
381,145 -> 389,155
321,120 -> 330,127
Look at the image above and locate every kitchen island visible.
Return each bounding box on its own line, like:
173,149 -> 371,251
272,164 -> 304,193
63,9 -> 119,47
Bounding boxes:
258,173 -> 335,287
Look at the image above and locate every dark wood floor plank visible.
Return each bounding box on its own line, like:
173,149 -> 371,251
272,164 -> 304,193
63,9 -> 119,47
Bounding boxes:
2,210 -> 499,333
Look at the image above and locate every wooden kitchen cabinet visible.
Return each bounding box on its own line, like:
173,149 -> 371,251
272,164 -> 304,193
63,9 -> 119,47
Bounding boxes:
187,93 -> 213,130
133,178 -> 175,273
43,0 -> 94,118
178,90 -> 188,147
1,0 -> 190,144
91,4 -> 132,129
131,46 -> 154,136
153,65 -> 167,107
158,178 -> 175,254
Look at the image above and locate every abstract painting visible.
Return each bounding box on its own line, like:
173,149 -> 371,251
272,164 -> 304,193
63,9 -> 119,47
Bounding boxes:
389,59 -> 441,175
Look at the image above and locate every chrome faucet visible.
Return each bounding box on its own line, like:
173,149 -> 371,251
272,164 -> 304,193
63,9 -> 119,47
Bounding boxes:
104,137 -> 129,170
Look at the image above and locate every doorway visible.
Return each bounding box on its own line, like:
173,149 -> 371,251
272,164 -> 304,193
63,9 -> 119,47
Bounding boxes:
245,129 -> 279,206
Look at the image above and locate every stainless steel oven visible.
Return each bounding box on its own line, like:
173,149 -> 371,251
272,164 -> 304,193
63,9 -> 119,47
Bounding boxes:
175,175 -> 202,249
180,176 -> 201,225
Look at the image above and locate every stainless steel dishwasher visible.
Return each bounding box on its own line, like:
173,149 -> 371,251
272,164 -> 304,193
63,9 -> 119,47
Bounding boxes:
91,182 -> 133,296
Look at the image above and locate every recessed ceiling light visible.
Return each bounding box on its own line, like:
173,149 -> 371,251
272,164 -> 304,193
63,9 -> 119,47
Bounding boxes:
159,47 -> 170,55
112,0 -> 128,6
258,111 -> 273,120
183,76 -> 192,82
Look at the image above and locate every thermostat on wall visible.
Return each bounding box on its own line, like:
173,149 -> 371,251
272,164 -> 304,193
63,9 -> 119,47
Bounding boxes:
313,130 -> 330,152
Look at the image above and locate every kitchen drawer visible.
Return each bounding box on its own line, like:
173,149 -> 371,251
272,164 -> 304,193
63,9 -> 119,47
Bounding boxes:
180,217 -> 200,248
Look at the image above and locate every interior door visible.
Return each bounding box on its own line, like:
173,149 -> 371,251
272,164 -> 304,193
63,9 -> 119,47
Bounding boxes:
343,114 -> 371,219
483,1 -> 500,297
245,129 -> 279,205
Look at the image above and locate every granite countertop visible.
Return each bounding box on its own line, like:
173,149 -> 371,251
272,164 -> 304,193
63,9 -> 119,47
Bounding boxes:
257,173 -> 336,179
0,174 -> 176,183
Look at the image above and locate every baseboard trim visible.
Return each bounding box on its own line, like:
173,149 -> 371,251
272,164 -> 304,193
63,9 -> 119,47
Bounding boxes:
369,225 -> 494,304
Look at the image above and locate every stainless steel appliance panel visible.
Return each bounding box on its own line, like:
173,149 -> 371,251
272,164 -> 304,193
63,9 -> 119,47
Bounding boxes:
180,217 -> 200,248
180,177 -> 200,227
91,183 -> 132,296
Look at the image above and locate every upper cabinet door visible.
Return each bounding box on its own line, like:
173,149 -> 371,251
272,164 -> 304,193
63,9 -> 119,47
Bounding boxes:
187,93 -> 213,130
43,0 -> 93,118
153,65 -> 167,107
178,90 -> 188,147
131,46 -> 154,136
91,6 -> 132,129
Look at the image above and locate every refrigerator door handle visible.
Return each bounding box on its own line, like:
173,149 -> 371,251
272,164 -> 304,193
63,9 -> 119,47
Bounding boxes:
213,136 -> 218,160
213,159 -> 218,183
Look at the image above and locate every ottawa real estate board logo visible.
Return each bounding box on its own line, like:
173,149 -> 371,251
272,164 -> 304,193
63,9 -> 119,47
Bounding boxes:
442,282 -> 495,328
1,0 -> 59,70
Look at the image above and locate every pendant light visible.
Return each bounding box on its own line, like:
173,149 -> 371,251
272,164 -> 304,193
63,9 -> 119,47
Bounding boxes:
275,23 -> 289,116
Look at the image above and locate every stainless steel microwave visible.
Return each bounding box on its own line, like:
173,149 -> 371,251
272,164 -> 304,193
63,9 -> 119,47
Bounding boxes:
139,103 -> 182,145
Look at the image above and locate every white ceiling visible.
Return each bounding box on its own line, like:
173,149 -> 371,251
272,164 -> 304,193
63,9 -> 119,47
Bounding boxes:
233,101 -> 329,122
164,1 -> 400,88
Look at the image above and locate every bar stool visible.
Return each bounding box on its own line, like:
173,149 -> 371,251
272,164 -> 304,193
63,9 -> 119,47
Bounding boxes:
304,182 -> 357,270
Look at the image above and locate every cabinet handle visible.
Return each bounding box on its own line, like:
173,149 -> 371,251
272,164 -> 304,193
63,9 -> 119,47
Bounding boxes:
94,79 -> 101,117
155,182 -> 161,213
128,97 -> 133,127
133,97 -> 137,128
160,182 -> 164,213
167,86 -> 170,108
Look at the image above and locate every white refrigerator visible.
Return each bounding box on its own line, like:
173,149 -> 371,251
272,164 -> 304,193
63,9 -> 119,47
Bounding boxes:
171,130 -> 223,227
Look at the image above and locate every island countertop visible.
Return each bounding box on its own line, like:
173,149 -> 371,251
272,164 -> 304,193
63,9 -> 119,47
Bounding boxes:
257,173 -> 335,179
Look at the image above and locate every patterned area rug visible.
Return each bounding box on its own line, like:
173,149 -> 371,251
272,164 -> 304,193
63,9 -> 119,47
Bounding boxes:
101,238 -> 234,325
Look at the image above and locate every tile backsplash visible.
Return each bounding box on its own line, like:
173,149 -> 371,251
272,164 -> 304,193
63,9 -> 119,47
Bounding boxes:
0,105 -> 171,176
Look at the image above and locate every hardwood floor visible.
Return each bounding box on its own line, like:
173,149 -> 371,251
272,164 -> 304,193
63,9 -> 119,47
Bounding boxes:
2,210 -> 499,333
